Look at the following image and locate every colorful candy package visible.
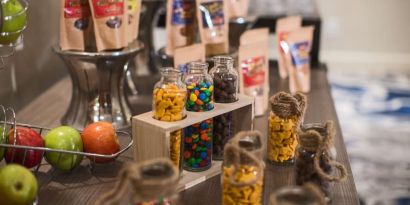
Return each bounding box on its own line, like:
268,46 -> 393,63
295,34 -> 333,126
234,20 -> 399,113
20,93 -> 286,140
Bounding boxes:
60,0 -> 94,51
174,43 -> 206,74
165,0 -> 197,56
126,0 -> 141,44
284,26 -> 314,93
238,28 -> 269,116
276,16 -> 302,79
227,0 -> 249,18
88,0 -> 127,51
197,0 -> 229,56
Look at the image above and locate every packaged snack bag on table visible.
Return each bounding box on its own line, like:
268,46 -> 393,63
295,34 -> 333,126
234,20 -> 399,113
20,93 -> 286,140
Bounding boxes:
126,0 -> 142,44
238,28 -> 269,116
197,0 -> 229,56
227,0 -> 249,19
60,0 -> 93,51
284,26 -> 314,93
276,16 -> 302,79
174,43 -> 206,74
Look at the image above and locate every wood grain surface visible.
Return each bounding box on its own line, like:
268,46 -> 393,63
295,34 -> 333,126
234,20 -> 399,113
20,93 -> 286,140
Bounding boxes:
13,62 -> 359,205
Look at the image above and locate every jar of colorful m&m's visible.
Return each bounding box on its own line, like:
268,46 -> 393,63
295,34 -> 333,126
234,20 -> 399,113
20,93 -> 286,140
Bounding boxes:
183,119 -> 213,171
209,56 -> 238,160
183,62 -> 214,112
153,68 -> 187,171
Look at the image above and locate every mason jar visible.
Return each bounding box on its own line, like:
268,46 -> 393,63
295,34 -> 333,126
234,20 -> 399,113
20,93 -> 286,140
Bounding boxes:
221,133 -> 264,205
153,67 -> 186,171
209,56 -> 238,103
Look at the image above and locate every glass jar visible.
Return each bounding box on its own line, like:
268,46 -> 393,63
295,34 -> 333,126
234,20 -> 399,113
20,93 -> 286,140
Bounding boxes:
183,118 -> 213,171
153,68 -> 187,171
269,183 -> 326,205
183,62 -> 214,112
222,143 -> 264,205
209,56 -> 238,160
295,122 -> 347,203
267,92 -> 306,164
209,56 -> 238,103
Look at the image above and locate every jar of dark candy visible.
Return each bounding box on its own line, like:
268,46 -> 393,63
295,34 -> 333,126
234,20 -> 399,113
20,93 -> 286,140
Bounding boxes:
209,56 -> 238,103
295,121 -> 347,203
209,56 -> 238,160
183,62 -> 214,112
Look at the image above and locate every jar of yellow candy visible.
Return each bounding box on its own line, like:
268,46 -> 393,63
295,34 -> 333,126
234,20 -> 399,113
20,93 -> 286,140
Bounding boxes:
267,92 -> 306,164
222,131 -> 265,205
153,68 -> 187,171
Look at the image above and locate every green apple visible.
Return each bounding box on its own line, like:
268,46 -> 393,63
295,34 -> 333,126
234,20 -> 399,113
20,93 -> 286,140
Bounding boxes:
0,126 -> 6,160
44,126 -> 83,171
0,164 -> 38,205
0,0 -> 27,44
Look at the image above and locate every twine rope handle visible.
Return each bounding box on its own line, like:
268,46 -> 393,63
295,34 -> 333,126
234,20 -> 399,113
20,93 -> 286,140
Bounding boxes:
299,121 -> 347,182
270,92 -> 307,126
223,143 -> 264,187
94,159 -> 178,205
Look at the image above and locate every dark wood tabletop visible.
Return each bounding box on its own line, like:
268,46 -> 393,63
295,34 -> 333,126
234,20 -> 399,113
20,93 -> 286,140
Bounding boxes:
13,62 -> 359,205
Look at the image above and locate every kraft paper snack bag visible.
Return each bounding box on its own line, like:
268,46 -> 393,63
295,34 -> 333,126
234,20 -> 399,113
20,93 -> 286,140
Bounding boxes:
126,0 -> 142,44
227,0 -> 249,18
197,0 -> 229,56
165,0 -> 197,56
89,0 -> 128,51
238,28 -> 269,116
60,0 -> 93,51
174,43 -> 206,74
276,16 -> 302,79
284,26 -> 314,93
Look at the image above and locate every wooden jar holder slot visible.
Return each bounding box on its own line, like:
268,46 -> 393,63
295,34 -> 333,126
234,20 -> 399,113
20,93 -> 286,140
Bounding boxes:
132,94 -> 254,191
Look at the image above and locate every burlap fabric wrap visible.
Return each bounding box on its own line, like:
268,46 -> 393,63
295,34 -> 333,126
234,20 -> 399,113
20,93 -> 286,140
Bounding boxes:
298,121 -> 347,182
270,91 -> 307,125
269,183 -> 326,205
94,158 -> 178,205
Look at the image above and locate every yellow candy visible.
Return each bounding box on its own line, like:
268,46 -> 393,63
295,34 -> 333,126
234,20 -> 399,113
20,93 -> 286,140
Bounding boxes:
170,130 -> 182,168
267,114 -> 298,163
153,85 -> 186,121
209,85 -> 214,92
189,93 -> 197,101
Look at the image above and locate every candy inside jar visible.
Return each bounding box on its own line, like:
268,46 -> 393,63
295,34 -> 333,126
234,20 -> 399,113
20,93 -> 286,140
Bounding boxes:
267,92 -> 306,165
212,112 -> 234,160
183,119 -> 213,171
222,143 -> 264,205
183,62 -> 214,112
209,56 -> 238,103
153,68 -> 187,171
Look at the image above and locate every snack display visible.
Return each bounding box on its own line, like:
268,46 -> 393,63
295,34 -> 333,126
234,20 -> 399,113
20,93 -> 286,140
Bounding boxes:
184,62 -> 214,112
183,119 -> 213,171
296,122 -> 347,201
267,92 -> 306,164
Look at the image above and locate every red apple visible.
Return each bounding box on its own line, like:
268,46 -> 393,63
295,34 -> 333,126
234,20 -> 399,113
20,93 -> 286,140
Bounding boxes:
81,122 -> 120,163
5,127 -> 44,168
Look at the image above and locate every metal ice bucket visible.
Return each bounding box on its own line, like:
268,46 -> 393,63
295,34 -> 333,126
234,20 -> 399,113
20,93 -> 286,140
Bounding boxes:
53,41 -> 143,130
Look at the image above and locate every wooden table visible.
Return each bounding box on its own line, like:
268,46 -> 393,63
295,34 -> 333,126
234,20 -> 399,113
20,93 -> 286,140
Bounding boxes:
14,62 -> 359,205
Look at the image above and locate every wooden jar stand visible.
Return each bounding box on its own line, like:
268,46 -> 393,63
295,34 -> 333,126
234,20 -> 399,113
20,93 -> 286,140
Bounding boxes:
132,94 -> 254,191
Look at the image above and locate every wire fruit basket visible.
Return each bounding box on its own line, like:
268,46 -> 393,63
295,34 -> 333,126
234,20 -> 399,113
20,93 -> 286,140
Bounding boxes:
0,105 -> 134,172
0,0 -> 28,70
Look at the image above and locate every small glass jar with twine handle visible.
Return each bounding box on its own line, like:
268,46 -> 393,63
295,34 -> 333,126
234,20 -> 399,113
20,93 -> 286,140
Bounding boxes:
268,91 -> 307,164
296,121 -> 348,203
269,183 -> 327,205
94,158 -> 179,205
221,131 -> 265,205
